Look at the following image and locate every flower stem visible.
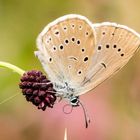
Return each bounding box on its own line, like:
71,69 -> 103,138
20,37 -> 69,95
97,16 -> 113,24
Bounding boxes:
0,61 -> 25,76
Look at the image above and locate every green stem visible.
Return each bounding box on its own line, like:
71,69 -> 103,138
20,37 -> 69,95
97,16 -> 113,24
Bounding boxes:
0,61 -> 25,76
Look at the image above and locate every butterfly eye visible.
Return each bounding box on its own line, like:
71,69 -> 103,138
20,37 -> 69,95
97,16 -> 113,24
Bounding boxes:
71,98 -> 78,104
70,96 -> 79,106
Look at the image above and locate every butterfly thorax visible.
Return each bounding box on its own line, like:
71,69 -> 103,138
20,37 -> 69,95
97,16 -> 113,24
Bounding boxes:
54,82 -> 75,97
53,82 -> 80,106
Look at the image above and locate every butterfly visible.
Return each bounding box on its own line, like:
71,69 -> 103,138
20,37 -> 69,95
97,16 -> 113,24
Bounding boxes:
35,14 -> 140,127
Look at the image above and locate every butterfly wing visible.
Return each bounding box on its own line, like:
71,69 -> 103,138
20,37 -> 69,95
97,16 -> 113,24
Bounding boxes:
36,14 -> 96,89
77,22 -> 140,95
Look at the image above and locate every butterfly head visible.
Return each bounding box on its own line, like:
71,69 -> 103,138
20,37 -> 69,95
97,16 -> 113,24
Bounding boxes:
53,81 -> 80,105
69,95 -> 79,107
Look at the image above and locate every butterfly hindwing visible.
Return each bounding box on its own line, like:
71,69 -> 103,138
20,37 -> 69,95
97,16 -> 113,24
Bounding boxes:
78,23 -> 140,95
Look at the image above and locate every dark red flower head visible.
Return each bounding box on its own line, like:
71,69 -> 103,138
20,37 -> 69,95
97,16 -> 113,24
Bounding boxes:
19,70 -> 57,111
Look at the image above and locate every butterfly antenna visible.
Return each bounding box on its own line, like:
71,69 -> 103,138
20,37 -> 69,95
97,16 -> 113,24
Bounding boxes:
0,92 -> 20,105
79,100 -> 90,128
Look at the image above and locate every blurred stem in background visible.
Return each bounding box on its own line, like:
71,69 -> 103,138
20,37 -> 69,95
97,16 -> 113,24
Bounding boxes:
0,61 -> 25,105
0,61 -> 25,76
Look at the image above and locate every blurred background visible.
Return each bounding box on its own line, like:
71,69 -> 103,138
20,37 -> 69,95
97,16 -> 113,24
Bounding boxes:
0,0 -> 140,140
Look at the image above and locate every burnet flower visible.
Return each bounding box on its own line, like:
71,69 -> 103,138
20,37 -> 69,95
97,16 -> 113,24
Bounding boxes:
0,62 -> 57,111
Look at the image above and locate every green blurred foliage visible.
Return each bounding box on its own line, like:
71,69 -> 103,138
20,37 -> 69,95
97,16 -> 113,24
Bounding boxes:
0,0 -> 140,140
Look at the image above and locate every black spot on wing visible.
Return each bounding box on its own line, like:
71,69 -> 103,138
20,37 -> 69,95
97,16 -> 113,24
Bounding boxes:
101,63 -> 106,68
69,56 -> 77,61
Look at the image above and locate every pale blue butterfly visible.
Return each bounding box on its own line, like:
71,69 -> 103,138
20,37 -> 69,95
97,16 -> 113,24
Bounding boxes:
35,14 -> 140,127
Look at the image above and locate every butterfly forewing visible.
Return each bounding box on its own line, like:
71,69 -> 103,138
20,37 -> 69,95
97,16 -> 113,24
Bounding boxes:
78,23 -> 140,95
36,15 -> 96,87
